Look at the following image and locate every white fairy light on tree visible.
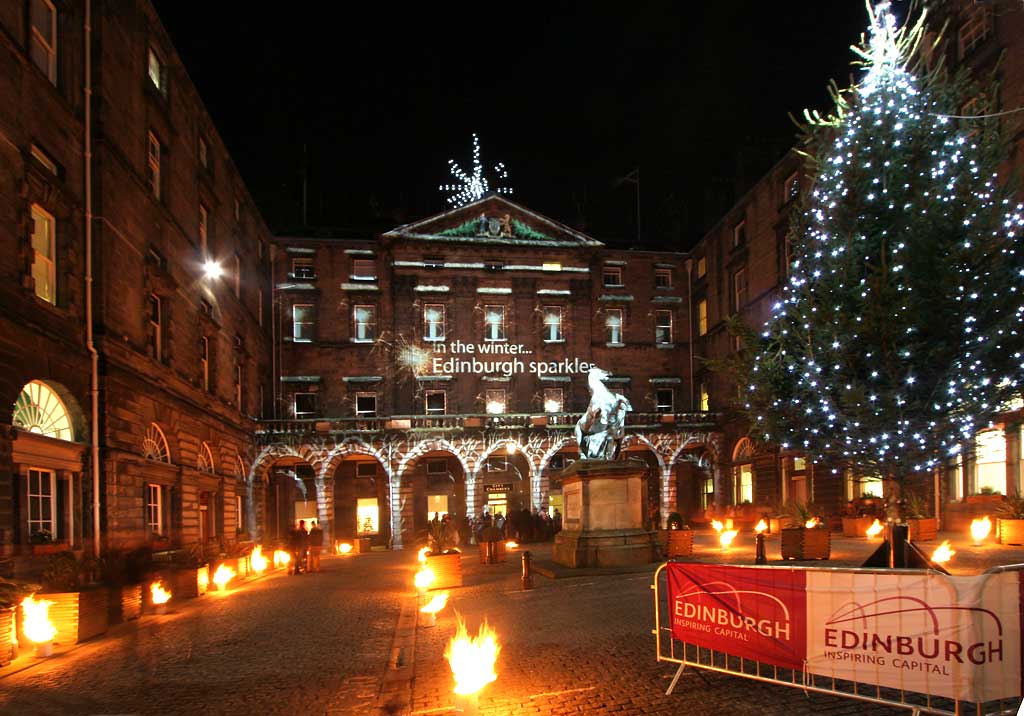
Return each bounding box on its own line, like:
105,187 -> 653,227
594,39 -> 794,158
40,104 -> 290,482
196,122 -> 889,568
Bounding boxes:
439,134 -> 514,207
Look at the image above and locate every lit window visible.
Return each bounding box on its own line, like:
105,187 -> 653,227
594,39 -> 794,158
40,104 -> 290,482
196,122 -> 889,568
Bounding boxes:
857,474 -> 884,498
30,0 -> 57,84
147,46 -> 165,95
31,145 -> 58,175
357,498 -> 379,534
543,306 -> 563,341
354,304 -> 377,342
697,299 -> 708,336
485,389 -> 507,415
542,262 -> 561,271
655,310 -> 673,345
148,294 -> 162,362
783,172 -> 800,204
200,336 -> 210,391
733,268 -> 748,313
294,392 -> 318,418
292,257 -> 315,279
959,5 -> 992,59
602,266 -> 623,287
424,304 -> 445,341
352,258 -> 376,281
13,380 -> 72,440
974,429 -> 1006,495
734,464 -> 753,503
425,390 -> 446,415
355,393 -> 377,417
655,269 -> 672,289
733,221 -> 746,248
543,388 -> 563,413
28,468 -> 56,540
484,305 -> 506,341
198,136 -> 208,169
147,132 -> 161,200
199,204 -> 208,254
605,308 -> 623,344
293,304 -> 315,342
197,442 -> 214,474
30,204 -> 56,305
696,256 -> 706,278
702,474 -> 715,509
656,388 -> 674,413
146,484 -> 164,536
699,382 -> 710,411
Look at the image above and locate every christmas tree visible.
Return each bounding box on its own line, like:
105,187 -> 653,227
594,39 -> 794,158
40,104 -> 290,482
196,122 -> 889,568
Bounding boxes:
744,4 -> 1024,494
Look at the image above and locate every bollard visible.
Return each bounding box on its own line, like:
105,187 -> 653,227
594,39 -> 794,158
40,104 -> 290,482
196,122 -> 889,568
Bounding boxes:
755,533 -> 766,565
521,550 -> 534,590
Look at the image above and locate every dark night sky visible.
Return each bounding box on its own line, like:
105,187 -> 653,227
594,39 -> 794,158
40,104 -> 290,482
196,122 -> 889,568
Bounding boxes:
153,2 -> 889,250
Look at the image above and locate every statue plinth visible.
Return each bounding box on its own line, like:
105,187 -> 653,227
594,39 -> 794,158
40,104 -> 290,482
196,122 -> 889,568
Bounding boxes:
552,458 -> 658,568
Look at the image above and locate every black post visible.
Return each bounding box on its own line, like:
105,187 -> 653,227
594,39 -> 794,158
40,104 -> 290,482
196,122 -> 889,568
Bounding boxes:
890,523 -> 909,568
755,533 -> 767,565
521,550 -> 534,590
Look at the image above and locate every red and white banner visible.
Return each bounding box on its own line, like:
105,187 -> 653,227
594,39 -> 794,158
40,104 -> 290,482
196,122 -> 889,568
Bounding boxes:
665,563 -> 1022,702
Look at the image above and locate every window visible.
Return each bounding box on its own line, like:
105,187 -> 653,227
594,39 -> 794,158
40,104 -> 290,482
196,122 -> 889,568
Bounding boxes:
13,381 -> 72,440
424,304 -> 445,342
959,5 -> 992,60
200,336 -> 210,391
733,268 -> 748,313
258,288 -> 264,327
233,255 -> 241,298
235,361 -> 243,409
293,304 -> 314,342
199,491 -> 215,542
656,388 -> 674,413
486,456 -> 507,473
697,299 -> 708,336
31,144 -> 58,175
696,256 -> 706,278
352,259 -> 376,280
356,462 -> 377,479
427,460 -> 447,476
485,389 -> 507,415
543,306 -> 563,341
783,172 -> 800,204
28,468 -> 56,539
784,232 -> 795,278
655,310 -> 673,345
735,464 -> 753,503
142,423 -> 170,462
236,494 -> 243,534
355,393 -> 377,417
484,305 -> 506,341
543,388 -> 564,413
424,256 -> 445,269
602,266 -> 623,287
425,390 -> 446,415
292,257 -> 315,279
198,136 -> 208,170
147,46 -> 165,96
357,498 -> 379,534
699,382 -> 710,411
199,204 -> 208,254
732,221 -> 746,248
146,483 -> 164,536
294,392 -> 318,418
30,205 -> 56,304
605,308 -> 623,344
974,429 -> 1006,495
147,132 -> 161,200
148,294 -> 162,361
30,0 -> 57,84
655,269 -> 672,289
353,304 -> 377,342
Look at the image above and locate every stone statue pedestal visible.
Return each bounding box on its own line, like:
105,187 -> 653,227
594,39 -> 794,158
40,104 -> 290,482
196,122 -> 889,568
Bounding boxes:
552,459 -> 658,568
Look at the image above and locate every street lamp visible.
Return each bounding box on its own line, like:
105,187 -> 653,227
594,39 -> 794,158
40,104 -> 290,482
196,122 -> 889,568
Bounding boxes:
202,259 -> 223,280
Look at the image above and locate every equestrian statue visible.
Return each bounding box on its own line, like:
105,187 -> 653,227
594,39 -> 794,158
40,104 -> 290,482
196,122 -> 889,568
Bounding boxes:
574,366 -> 632,460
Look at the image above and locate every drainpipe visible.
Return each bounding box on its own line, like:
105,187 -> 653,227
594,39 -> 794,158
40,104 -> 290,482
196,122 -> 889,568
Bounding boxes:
84,0 -> 101,555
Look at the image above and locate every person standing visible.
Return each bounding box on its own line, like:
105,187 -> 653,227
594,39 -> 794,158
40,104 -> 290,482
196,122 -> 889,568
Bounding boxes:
291,520 -> 308,575
307,519 -> 324,573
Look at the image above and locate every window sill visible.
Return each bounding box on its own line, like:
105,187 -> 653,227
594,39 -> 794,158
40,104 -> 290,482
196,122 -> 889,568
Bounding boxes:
424,337 -> 445,343
543,339 -> 566,344
291,338 -> 314,344
484,339 -> 508,343
606,342 -> 624,348
351,339 -> 376,344
655,343 -> 676,349
603,283 -> 625,289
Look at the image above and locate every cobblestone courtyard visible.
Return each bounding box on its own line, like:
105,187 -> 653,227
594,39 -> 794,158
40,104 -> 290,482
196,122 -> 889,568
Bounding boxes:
2,531 -> 1022,715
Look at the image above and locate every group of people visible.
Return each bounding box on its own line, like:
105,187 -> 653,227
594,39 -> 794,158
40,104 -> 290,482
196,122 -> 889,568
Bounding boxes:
288,518 -> 324,575
429,507 -> 562,546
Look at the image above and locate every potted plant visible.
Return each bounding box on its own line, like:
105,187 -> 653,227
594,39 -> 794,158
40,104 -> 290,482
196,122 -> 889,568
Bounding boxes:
904,491 -> 938,542
39,551 -> 108,644
661,512 -> 693,558
427,520 -> 463,589
997,496 -> 1024,545
780,501 -> 830,560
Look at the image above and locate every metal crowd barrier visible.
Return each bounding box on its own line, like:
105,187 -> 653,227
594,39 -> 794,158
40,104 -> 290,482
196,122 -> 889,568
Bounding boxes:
652,562 -> 1024,716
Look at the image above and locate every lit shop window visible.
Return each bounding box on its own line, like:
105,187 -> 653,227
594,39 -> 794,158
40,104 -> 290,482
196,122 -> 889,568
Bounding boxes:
426,494 -> 449,519
543,306 -> 563,341
424,304 -> 445,342
484,305 -> 506,341
353,305 -> 377,342
357,498 -> 379,535
734,464 -> 753,504
605,308 -> 623,345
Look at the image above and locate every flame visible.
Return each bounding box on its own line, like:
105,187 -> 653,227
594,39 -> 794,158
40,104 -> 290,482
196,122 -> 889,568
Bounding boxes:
805,517 -> 821,529
212,563 -> 236,591
866,519 -> 884,538
273,550 -> 291,568
420,591 -> 450,615
336,542 -> 353,555
417,546 -> 430,564
971,516 -> 992,544
150,581 -> 172,605
445,616 -> 500,696
250,546 -> 268,573
754,519 -> 768,534
711,519 -> 724,533
931,540 -> 956,565
505,541 -> 518,549
725,518 -> 734,530
414,567 -> 436,590
20,596 -> 57,644
719,529 -> 739,548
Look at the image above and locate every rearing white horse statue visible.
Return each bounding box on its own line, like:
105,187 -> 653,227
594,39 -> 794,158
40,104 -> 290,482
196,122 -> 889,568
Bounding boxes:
575,366 -> 633,460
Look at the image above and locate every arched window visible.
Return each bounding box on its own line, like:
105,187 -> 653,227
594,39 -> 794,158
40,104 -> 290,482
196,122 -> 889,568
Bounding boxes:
12,380 -> 74,441
142,423 -> 170,463
197,442 -> 215,474
732,438 -> 755,504
233,455 -> 247,480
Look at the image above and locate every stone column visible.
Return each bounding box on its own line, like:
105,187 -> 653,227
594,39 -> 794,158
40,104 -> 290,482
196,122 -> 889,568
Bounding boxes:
531,468 -> 546,511
1005,424 -> 1020,499
660,465 -> 675,529
315,461 -> 335,544
465,470 -> 479,518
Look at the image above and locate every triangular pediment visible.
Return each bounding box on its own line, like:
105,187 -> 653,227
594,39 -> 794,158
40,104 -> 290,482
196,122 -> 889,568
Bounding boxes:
382,195 -> 603,247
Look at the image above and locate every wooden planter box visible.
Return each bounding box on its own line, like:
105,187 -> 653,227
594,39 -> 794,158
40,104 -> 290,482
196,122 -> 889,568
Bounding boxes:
998,518 -> 1024,546
426,551 -> 463,589
767,517 -> 784,535
478,541 -> 506,564
27,588 -> 109,645
842,516 -> 874,537
907,517 -> 938,542
780,528 -> 831,560
162,565 -> 209,599
354,537 -> 372,554
120,584 -> 142,622
30,541 -> 70,556
0,607 -> 16,666
662,529 -> 694,558
966,494 -> 1005,506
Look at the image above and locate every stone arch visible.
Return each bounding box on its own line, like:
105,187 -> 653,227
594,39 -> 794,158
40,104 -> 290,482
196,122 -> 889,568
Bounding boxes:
538,436 -> 576,473
319,439 -> 392,545
619,434 -> 667,474
473,439 -> 540,477
395,438 -> 472,482
669,435 -> 715,468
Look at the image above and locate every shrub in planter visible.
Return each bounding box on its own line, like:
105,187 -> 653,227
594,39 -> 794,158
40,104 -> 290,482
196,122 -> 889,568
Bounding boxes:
904,491 -> 938,542
780,501 -> 830,560
426,521 -> 463,589
666,512 -> 685,530
38,552 -> 108,643
997,496 -> 1024,546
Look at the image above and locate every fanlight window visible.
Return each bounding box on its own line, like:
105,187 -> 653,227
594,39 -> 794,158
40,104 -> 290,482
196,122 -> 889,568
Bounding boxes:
142,423 -> 170,463
197,442 -> 215,474
13,380 -> 73,441
233,455 -> 247,480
